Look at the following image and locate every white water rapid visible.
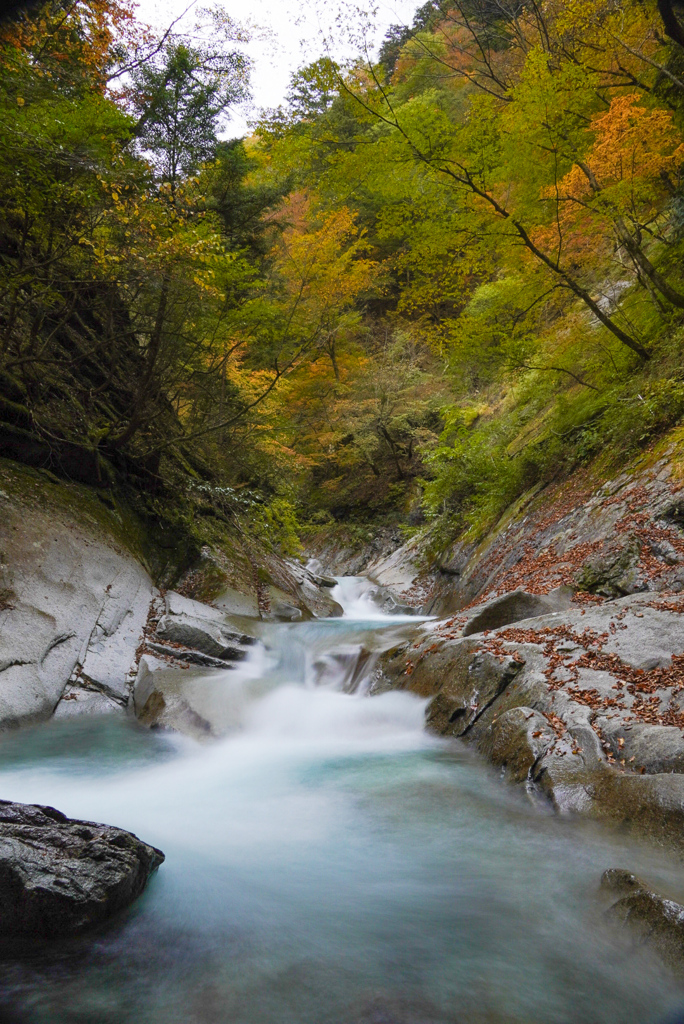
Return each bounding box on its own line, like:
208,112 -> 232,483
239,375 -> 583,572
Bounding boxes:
0,581 -> 683,1024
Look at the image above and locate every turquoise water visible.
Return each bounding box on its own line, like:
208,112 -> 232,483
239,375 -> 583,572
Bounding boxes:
0,597 -> 682,1024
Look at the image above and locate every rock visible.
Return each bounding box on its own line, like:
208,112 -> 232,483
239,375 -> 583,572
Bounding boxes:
594,719 -> 684,774
264,585 -> 304,622
462,588 -> 572,637
372,590 -> 684,845
132,655 -> 214,738
378,630 -> 528,737
419,645 -> 525,738
313,574 -> 337,588
366,541 -> 426,610
213,584 -> 260,617
155,590 -> 256,661
295,577 -> 344,619
146,641 -> 236,670
53,683 -> 125,718
304,525 -> 405,578
132,653 -> 270,739
164,591 -> 224,623
155,614 -> 251,660
0,473 -> 156,729
0,799 -> 163,941
576,537 -> 646,597
477,706 -> 556,783
78,571 -> 155,701
601,868 -> 684,970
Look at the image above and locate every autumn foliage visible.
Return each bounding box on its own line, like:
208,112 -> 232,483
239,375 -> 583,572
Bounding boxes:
3,0 -> 684,548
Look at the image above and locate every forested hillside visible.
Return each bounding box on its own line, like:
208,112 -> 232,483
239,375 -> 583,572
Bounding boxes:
3,0 -> 684,558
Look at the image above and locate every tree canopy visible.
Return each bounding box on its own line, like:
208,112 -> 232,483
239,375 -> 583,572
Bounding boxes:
2,0 -> 684,552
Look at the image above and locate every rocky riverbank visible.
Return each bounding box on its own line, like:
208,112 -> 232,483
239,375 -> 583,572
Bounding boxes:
0,458 -> 345,937
307,438 -> 684,968
5,437 -> 684,958
334,442 -> 684,850
0,458 -> 342,734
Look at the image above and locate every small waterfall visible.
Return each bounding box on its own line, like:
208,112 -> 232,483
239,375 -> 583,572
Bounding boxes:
330,575 -> 416,621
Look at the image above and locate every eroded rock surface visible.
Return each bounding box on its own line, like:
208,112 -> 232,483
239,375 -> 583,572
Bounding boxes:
0,800 -> 163,941
0,464 -> 156,729
602,869 -> 684,970
371,591 -> 684,846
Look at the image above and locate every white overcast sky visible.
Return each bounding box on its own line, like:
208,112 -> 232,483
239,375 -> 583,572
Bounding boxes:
133,0 -> 420,136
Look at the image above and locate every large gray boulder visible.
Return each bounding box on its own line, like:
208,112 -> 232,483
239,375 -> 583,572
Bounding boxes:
155,613 -> 252,661
0,800 -> 163,941
462,588 -> 572,636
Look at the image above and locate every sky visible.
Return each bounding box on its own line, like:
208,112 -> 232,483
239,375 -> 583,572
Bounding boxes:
133,0 -> 420,135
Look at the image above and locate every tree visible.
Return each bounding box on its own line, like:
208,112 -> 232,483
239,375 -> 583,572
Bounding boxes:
129,21 -> 250,192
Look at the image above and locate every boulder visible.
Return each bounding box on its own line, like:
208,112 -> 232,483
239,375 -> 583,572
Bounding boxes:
264,584 -> 304,622
0,464 -> 156,728
132,653 -> 270,739
155,614 -> 251,660
155,590 -> 256,660
602,868 -> 684,969
462,588 -> 572,637
0,800 -> 163,941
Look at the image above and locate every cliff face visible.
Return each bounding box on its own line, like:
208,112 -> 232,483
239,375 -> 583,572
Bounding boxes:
0,458 -> 340,731
346,429 -> 684,615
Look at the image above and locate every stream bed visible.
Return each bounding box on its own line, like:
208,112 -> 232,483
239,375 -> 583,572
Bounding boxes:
1,579 -> 684,1023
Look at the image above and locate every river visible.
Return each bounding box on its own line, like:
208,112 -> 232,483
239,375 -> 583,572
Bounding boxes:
0,578 -> 683,1024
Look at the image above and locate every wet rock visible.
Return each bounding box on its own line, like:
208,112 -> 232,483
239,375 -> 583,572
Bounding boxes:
132,655 -> 214,738
477,706 -> 556,783
0,799 -> 163,941
423,647 -> 525,738
132,652 -> 270,740
602,868 -> 684,970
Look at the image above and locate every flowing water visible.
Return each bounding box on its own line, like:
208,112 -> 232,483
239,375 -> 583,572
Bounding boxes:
1,578 -> 684,1024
